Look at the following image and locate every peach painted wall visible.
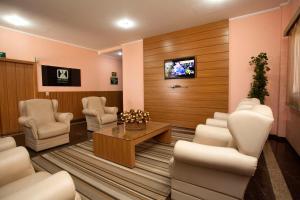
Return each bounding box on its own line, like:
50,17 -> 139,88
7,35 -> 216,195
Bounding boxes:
122,40 -> 144,111
229,9 -> 282,135
96,55 -> 123,91
229,0 -> 300,139
284,0 -> 300,155
0,26 -> 122,92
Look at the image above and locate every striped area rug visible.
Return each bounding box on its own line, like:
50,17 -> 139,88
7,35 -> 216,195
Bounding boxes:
31,127 -> 194,200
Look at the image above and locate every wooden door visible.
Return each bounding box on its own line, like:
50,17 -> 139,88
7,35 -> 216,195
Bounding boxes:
0,59 -> 35,135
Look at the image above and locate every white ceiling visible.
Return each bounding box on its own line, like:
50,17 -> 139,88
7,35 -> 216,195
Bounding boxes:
0,0 -> 287,50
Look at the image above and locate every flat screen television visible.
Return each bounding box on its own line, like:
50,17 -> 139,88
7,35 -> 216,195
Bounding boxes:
42,65 -> 81,86
164,56 -> 196,79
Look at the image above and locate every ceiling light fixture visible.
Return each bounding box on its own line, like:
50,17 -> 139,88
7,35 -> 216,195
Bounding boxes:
117,51 -> 122,56
116,18 -> 135,29
2,14 -> 30,27
204,0 -> 229,4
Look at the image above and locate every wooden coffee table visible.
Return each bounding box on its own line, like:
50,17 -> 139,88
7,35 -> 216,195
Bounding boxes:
93,121 -> 172,168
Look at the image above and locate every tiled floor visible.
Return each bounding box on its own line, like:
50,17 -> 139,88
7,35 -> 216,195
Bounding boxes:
270,139 -> 300,200
13,123 -> 300,200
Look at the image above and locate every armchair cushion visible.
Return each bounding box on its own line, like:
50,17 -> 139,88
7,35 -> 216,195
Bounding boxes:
0,147 -> 35,187
55,112 -> 73,123
213,112 -> 229,120
1,171 -> 76,200
38,122 -> 69,139
173,140 -> 257,176
100,114 -> 117,124
0,137 -> 16,152
82,109 -> 98,116
87,97 -> 105,115
206,118 -> 227,128
104,106 -> 118,114
194,125 -> 234,147
228,106 -> 274,158
0,172 -> 50,199
25,99 -> 56,126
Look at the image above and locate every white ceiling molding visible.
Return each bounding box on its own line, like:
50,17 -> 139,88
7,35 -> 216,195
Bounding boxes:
97,45 -> 122,55
0,25 -> 98,52
229,6 -> 280,21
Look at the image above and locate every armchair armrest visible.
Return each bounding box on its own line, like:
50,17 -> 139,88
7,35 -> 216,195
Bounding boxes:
194,124 -> 234,147
2,171 -> 77,200
82,109 -> 98,116
173,140 -> 257,176
18,116 -> 36,129
0,137 -> 16,152
214,112 -> 229,120
0,147 -> 35,187
55,112 -> 74,123
206,118 -> 227,128
18,116 -> 38,139
104,106 -> 118,114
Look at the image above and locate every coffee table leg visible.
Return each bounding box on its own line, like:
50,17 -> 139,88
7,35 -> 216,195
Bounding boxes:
154,128 -> 172,144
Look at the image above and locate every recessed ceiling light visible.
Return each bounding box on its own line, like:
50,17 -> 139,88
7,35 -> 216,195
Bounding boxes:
204,0 -> 229,4
116,18 -> 135,29
117,51 -> 122,56
2,15 -> 30,26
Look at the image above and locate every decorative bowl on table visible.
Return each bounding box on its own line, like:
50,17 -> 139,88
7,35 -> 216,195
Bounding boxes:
120,109 -> 150,130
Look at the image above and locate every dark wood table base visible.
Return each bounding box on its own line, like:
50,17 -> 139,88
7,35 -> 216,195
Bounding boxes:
93,122 -> 172,168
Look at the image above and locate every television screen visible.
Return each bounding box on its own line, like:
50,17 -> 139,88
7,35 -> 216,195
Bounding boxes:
42,65 -> 81,86
164,57 -> 196,79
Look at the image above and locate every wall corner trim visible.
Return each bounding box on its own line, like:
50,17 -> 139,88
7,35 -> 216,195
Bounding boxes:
229,7 -> 280,21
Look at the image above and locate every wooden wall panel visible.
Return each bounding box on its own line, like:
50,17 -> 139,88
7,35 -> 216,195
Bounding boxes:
0,60 -> 35,135
36,91 -> 123,121
144,20 -> 229,128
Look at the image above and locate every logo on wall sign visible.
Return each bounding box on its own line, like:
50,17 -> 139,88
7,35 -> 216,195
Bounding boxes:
57,69 -> 69,83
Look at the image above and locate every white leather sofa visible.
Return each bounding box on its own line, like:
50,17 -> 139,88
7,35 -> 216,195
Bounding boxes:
18,99 -> 73,152
0,146 -> 80,200
82,96 -> 118,131
206,98 -> 261,128
170,105 -> 274,200
0,137 -> 16,152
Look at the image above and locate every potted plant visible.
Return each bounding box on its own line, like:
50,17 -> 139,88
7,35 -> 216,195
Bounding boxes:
120,109 -> 150,130
248,52 -> 270,104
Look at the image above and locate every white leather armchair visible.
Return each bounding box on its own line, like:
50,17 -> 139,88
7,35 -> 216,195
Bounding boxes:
206,98 -> 261,128
0,146 -> 80,200
18,99 -> 73,152
82,96 -> 118,131
0,137 -> 16,152
170,105 -> 274,200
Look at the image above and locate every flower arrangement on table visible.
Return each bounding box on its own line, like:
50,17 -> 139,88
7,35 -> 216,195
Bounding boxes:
120,109 -> 150,130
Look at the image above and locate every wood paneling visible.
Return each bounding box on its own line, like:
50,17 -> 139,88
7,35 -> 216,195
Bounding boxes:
0,58 -> 123,136
0,59 -> 36,135
144,20 -> 229,128
36,91 -> 123,121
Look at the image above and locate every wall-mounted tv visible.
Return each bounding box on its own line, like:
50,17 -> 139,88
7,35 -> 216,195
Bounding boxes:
42,65 -> 81,86
164,56 -> 196,79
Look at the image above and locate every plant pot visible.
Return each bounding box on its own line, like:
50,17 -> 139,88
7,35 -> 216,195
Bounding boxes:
125,122 -> 146,130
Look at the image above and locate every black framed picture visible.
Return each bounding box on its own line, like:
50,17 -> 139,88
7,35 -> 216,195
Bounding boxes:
42,65 -> 81,86
111,77 -> 118,85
